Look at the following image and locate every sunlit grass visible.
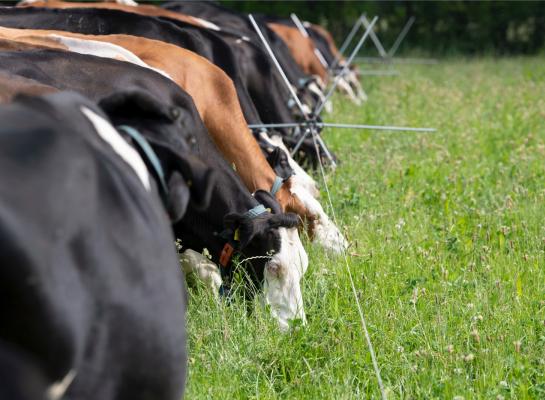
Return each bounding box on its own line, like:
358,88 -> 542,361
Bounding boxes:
185,57 -> 545,399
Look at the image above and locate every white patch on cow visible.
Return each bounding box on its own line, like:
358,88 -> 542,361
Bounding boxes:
192,17 -> 221,31
115,0 -> 138,5
180,249 -> 222,295
264,227 -> 308,331
47,369 -> 76,400
235,36 -> 251,44
260,132 -> 319,198
290,181 -> 349,254
16,0 -> 40,5
80,106 -> 151,191
48,34 -> 173,81
307,81 -> 332,113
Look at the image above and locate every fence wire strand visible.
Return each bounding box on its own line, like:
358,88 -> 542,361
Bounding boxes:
310,131 -> 387,400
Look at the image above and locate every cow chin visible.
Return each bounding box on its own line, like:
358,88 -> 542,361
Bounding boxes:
263,227 -> 308,331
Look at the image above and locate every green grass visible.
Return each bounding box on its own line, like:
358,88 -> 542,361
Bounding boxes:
184,57 -> 545,399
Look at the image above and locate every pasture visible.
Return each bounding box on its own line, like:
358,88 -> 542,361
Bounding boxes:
185,57 -> 545,399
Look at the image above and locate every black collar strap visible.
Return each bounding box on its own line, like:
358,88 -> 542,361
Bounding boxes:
117,125 -> 169,207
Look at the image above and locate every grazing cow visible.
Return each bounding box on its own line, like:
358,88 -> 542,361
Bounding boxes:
0,89 -> 215,400
0,47 -> 311,328
0,26 -> 348,253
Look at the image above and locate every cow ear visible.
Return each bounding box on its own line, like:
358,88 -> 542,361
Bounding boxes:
253,190 -> 282,214
268,212 -> 300,229
151,146 -> 216,222
224,213 -> 259,250
165,171 -> 191,222
171,152 -> 216,215
254,191 -> 301,229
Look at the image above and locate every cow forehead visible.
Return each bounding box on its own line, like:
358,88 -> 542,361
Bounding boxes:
80,106 -> 150,191
271,227 -> 308,275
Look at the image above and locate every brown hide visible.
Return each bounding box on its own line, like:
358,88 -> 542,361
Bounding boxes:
267,23 -> 328,82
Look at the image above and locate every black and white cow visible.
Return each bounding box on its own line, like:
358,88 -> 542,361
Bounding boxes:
0,89 -> 215,400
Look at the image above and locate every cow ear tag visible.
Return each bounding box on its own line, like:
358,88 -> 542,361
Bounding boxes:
234,228 -> 240,241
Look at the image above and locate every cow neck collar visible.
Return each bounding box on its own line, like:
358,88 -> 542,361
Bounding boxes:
116,125 -> 169,208
270,175 -> 284,197
218,176 -> 284,294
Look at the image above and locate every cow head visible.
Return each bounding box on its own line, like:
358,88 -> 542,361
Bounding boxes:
223,190 -> 308,331
265,146 -> 293,180
98,90 -> 216,222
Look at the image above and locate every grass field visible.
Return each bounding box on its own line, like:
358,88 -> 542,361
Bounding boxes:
184,57 -> 545,399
